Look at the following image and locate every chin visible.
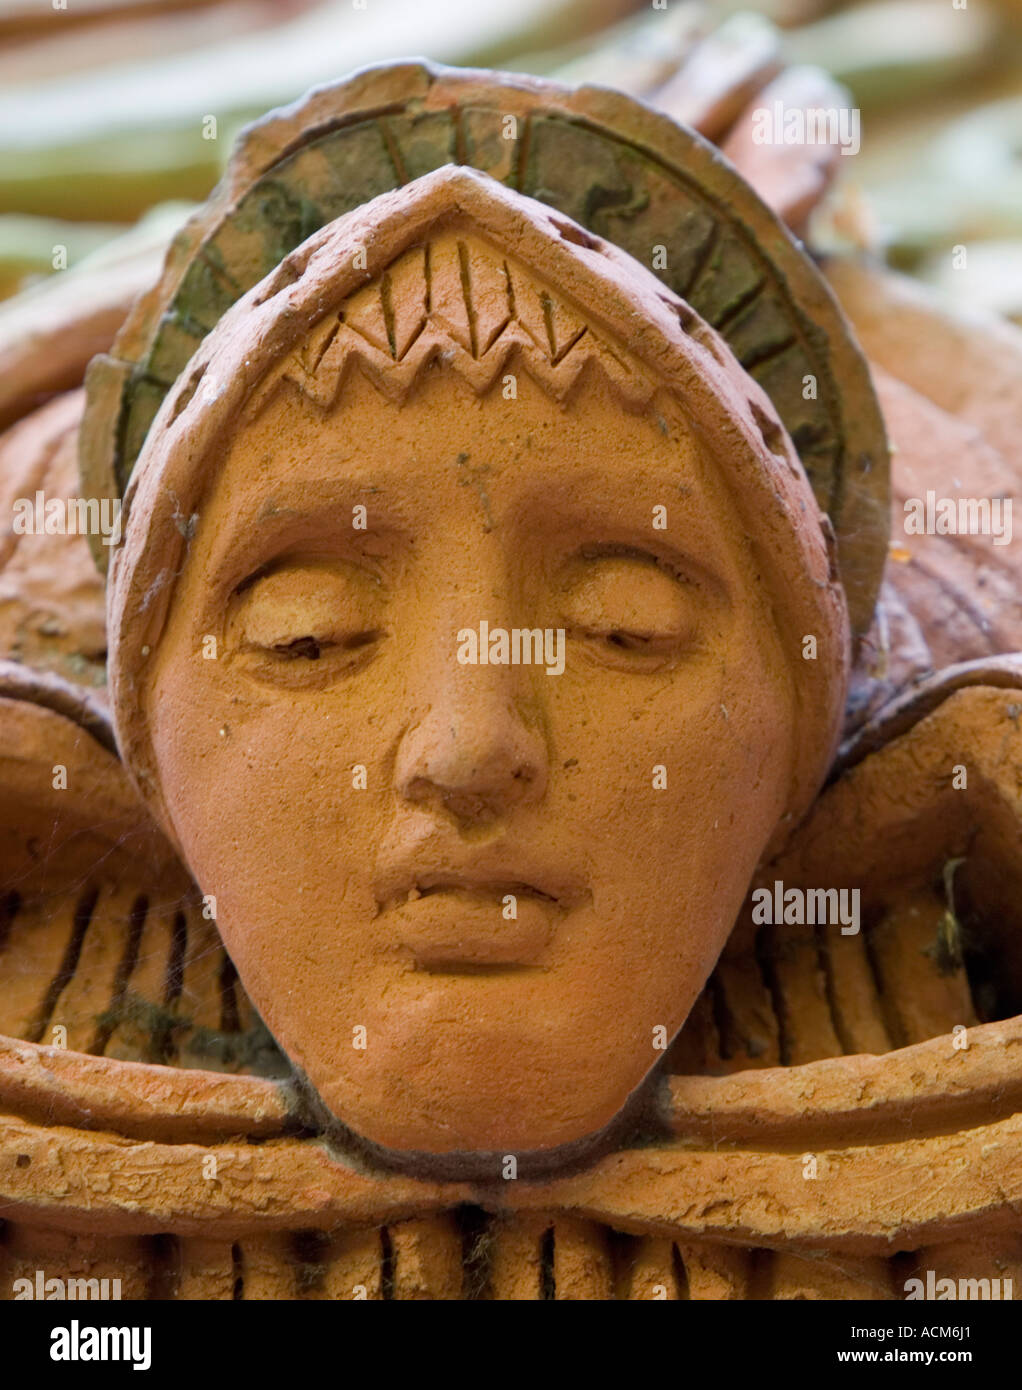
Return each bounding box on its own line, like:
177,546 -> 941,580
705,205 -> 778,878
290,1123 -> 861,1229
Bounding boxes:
299,1077 -> 658,1182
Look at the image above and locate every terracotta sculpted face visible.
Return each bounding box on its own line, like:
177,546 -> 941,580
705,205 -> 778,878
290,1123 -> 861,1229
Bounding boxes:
146,363 -> 797,1161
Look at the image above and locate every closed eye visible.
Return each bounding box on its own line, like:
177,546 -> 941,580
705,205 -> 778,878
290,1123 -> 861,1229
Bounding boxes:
559,550 -> 697,663
604,630 -> 669,650
228,559 -> 385,683
263,629 -> 384,661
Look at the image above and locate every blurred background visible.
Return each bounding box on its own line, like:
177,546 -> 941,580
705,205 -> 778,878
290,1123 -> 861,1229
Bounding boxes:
0,0 -> 1020,318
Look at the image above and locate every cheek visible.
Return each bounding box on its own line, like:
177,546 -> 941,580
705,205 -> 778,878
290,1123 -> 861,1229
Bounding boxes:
149,653 -> 391,905
546,650 -> 792,894
537,661 -> 790,1032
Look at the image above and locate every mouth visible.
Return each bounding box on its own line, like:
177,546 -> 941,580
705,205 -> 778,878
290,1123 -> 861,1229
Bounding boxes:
376,871 -> 572,971
385,877 -> 559,910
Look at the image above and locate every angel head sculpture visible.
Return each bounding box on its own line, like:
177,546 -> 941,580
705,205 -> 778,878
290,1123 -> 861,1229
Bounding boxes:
105,166 -> 849,1170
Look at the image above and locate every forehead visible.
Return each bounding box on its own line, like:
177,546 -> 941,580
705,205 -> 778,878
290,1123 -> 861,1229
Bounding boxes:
195,365 -> 743,571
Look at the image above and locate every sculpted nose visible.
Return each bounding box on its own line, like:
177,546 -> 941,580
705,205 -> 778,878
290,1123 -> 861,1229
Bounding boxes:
394,674 -> 548,825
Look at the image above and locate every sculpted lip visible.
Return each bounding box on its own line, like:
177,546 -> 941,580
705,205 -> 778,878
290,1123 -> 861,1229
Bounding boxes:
374,861 -> 583,970
385,875 -> 557,909
374,854 -> 586,911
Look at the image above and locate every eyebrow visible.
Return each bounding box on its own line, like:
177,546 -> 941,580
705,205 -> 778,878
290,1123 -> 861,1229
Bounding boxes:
202,486 -> 411,597
197,457 -> 734,623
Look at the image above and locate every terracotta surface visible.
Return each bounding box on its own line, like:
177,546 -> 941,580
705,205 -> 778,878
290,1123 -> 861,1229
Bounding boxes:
79,60 -> 889,638
0,660 -> 287,1080
107,167 -> 847,1163
2,662 -> 1022,1291
0,58 -> 1020,1300
0,391 -> 106,688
